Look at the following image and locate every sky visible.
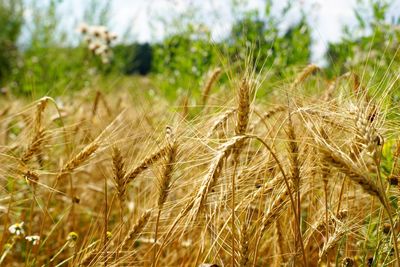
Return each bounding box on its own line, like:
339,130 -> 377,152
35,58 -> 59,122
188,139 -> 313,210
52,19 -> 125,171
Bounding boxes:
24,0 -> 400,64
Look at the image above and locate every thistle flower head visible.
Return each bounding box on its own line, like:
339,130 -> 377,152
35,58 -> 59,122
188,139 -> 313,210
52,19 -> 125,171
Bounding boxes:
78,23 -> 115,64
94,44 -> 108,55
77,22 -> 89,34
88,41 -> 101,52
105,32 -> 118,44
91,26 -> 102,37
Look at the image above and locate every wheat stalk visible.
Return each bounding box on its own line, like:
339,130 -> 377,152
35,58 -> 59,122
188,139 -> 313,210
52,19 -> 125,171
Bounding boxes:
231,77 -> 252,267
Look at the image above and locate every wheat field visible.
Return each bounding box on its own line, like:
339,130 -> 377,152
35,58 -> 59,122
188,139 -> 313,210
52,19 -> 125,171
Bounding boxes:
1,64 -> 400,267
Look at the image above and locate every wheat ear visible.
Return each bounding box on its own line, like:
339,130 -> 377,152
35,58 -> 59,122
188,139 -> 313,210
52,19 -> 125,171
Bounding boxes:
124,145 -> 168,185
21,129 -> 47,163
152,126 -> 177,266
202,67 -> 222,106
318,225 -> 348,263
233,78 -> 250,160
310,126 -> 400,266
62,142 -> 100,174
231,77 -> 251,267
191,136 -> 249,221
291,64 -> 319,90
239,218 -> 250,267
112,146 -> 127,203
206,108 -> 236,138
21,98 -> 49,164
121,210 -> 152,250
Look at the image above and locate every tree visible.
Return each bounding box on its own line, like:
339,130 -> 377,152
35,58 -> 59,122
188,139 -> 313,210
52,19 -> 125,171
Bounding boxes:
0,0 -> 23,85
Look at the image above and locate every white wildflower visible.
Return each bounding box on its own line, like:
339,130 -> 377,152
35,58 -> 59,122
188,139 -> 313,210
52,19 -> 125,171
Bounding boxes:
8,222 -> 24,236
25,235 -> 40,245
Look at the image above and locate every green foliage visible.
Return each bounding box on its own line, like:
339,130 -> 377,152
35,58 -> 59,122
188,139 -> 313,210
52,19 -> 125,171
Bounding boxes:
151,23 -> 218,100
279,18 -> 311,67
152,24 -> 217,77
325,0 -> 400,109
226,1 -> 311,75
84,0 -> 111,26
151,2 -> 312,99
13,46 -> 91,95
6,0 -> 117,96
326,0 -> 397,75
228,9 -> 272,66
0,0 -> 23,85
113,43 -> 152,75
0,0 -> 398,100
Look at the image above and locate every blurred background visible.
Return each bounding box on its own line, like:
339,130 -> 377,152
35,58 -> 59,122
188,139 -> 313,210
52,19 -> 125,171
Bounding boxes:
1,0 -> 400,97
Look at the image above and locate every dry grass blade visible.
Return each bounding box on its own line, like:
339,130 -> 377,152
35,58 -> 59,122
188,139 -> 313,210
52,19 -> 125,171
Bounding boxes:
250,105 -> 286,130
